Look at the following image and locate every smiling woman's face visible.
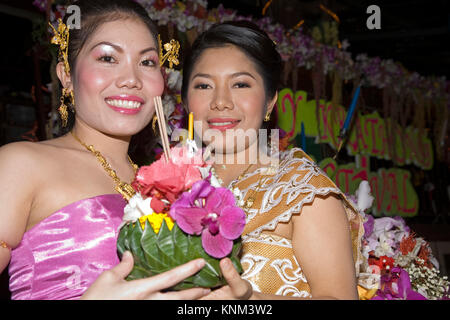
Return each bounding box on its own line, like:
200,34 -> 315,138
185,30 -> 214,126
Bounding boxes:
186,45 -> 274,155
68,18 -> 164,136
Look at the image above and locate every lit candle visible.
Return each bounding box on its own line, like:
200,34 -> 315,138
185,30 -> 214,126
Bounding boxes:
188,112 -> 194,140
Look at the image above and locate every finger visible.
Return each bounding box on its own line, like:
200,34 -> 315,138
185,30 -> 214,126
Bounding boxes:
220,258 -> 252,299
162,287 -> 211,300
110,251 -> 134,279
137,258 -> 206,292
199,288 -> 226,300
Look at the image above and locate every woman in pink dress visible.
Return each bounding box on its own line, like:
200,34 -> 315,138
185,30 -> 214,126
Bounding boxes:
0,0 -> 209,300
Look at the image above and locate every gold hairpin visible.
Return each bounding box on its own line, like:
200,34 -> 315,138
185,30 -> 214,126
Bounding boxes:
158,34 -> 180,69
49,18 -> 71,75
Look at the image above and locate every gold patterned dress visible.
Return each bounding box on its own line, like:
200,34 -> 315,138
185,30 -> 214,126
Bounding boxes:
230,148 -> 364,298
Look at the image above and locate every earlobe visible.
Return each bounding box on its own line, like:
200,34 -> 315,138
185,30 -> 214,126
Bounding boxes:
56,62 -> 73,90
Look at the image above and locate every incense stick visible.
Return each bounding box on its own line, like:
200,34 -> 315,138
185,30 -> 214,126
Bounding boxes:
157,96 -> 171,157
153,96 -> 171,162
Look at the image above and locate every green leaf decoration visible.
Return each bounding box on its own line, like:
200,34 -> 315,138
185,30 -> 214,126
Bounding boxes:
155,220 -> 180,267
127,265 -> 153,280
172,224 -> 189,263
117,222 -> 130,258
117,218 -> 244,290
140,219 -> 166,273
129,221 -> 147,268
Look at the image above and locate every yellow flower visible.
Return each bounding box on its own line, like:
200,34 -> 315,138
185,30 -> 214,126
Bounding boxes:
357,285 -> 378,300
139,213 -> 175,234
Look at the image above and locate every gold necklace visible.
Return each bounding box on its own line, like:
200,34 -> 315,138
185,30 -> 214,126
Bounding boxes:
241,173 -> 267,211
230,164 -> 275,212
227,163 -> 264,212
70,131 -> 138,201
227,163 -> 254,190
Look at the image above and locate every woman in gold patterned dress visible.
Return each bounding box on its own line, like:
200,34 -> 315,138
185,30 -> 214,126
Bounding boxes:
182,21 -> 364,300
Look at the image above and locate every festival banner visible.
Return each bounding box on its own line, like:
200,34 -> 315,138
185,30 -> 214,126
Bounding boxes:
276,88 -> 429,217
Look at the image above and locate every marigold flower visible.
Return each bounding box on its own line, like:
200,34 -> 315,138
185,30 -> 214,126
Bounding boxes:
139,213 -> 174,234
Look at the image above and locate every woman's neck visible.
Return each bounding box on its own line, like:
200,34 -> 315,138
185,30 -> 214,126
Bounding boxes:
70,119 -> 131,163
211,141 -> 278,187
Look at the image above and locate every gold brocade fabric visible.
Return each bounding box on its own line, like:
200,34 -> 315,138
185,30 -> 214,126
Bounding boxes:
231,148 -> 364,297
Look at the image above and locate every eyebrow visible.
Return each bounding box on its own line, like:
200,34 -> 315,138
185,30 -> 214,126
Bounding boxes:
89,41 -> 157,55
192,72 -> 256,80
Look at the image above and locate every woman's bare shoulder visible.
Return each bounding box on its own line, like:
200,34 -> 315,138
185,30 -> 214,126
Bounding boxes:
0,141 -> 43,167
0,138 -> 71,181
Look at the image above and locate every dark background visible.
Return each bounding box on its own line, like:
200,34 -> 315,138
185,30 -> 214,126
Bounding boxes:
0,0 -> 449,299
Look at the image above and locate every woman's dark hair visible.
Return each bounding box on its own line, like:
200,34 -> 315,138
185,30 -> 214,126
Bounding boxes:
64,0 -> 159,73
181,21 -> 282,104
58,0 -> 159,135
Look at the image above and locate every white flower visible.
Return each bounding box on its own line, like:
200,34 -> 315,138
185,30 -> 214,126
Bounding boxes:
232,187 -> 245,207
196,165 -> 212,180
355,180 -> 374,212
166,69 -> 182,92
358,272 -> 380,290
118,193 -> 153,230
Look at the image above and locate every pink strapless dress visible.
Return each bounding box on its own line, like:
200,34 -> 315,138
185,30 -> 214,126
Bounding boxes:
8,194 -> 126,300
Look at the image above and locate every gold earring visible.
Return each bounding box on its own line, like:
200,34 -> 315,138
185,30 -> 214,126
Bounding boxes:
264,111 -> 271,122
59,88 -> 69,127
152,114 -> 158,134
59,88 -> 75,127
69,90 -> 75,112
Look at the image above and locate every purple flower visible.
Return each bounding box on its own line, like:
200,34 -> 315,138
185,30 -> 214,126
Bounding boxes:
371,267 -> 426,300
363,214 -> 375,237
170,180 -> 246,258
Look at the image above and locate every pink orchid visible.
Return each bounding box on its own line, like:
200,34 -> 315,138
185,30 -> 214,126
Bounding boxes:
170,180 -> 246,258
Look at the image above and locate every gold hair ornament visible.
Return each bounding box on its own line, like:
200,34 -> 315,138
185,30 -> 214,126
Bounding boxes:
158,34 -> 180,69
49,18 -> 71,76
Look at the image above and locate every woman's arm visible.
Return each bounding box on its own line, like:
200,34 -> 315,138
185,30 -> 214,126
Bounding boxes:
0,142 -> 37,275
290,194 -> 358,300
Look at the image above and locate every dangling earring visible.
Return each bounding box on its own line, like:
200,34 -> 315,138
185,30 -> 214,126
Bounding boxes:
69,90 -> 75,112
59,88 -> 75,127
59,88 -> 69,127
264,111 -> 271,122
152,114 -> 158,134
